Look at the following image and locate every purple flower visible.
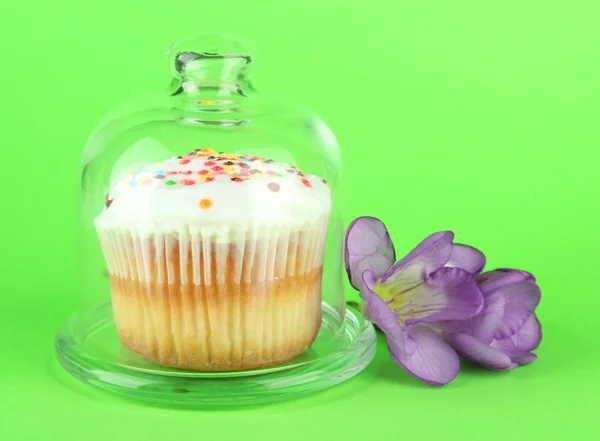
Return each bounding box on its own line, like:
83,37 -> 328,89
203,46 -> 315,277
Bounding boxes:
345,217 -> 486,385
443,269 -> 542,371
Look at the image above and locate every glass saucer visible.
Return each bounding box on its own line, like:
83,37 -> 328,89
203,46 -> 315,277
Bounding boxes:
55,303 -> 376,406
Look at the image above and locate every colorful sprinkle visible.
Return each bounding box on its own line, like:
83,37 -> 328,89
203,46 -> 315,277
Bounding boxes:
267,182 -> 280,192
110,150 -> 326,203
199,198 -> 212,209
221,153 -> 239,160
322,179 -> 328,184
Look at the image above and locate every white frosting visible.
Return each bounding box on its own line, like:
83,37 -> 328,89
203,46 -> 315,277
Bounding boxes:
94,149 -> 331,239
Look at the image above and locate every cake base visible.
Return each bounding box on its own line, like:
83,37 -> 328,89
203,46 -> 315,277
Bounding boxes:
55,302 -> 376,406
111,271 -> 322,371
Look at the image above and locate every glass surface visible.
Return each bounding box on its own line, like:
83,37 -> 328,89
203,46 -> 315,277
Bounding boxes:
56,33 -> 375,402
56,304 -> 376,406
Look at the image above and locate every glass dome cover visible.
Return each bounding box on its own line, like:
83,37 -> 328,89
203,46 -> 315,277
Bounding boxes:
56,33 -> 375,405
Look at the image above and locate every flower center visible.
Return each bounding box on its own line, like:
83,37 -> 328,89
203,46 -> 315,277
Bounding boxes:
373,278 -> 447,322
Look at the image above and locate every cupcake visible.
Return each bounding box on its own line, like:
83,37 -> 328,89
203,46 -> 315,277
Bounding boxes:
94,148 -> 331,371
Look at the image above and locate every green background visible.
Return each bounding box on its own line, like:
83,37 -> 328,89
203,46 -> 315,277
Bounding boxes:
1,0 -> 598,439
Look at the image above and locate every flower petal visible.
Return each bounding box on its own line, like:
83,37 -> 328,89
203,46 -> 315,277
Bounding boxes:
490,336 -> 538,366
496,268 -> 536,283
490,314 -> 542,366
345,217 -> 396,292
362,270 -> 417,355
511,353 -> 537,365
489,341 -> 537,366
449,333 -> 517,371
447,244 -> 486,274
387,325 -> 460,385
441,288 -> 505,344
477,269 -> 535,295
510,313 -> 542,352
493,282 -> 541,339
391,267 -> 483,325
381,231 -> 454,284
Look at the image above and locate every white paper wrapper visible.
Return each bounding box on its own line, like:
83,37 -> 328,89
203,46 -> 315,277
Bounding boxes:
97,216 -> 329,371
